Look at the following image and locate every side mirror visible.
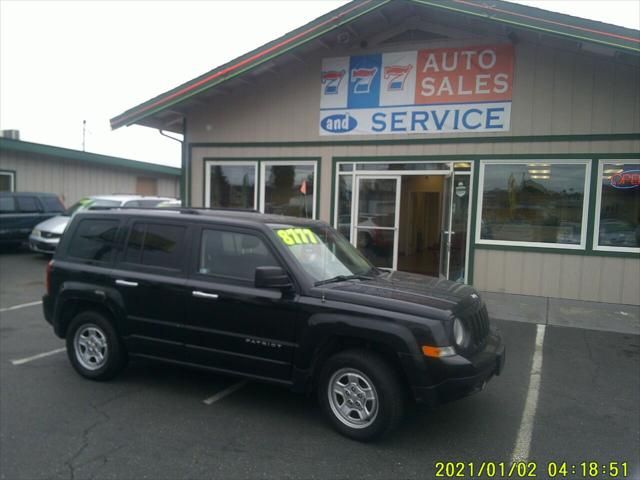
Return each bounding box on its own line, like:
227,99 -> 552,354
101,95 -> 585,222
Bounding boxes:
255,266 -> 293,290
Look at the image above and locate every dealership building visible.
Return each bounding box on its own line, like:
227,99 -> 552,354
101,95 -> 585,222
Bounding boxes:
111,0 -> 639,305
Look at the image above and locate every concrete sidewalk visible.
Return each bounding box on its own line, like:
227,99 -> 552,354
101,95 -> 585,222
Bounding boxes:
481,291 -> 640,335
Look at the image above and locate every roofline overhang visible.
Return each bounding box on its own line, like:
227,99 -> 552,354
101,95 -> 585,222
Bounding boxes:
110,0 -> 640,131
0,137 -> 181,176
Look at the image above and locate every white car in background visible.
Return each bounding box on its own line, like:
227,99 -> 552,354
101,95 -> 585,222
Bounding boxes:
29,194 -> 176,254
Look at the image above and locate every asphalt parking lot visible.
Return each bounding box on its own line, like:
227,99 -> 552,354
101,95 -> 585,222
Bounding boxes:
1,249 -> 638,480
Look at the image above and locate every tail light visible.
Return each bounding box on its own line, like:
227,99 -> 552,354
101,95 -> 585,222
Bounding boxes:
46,260 -> 53,295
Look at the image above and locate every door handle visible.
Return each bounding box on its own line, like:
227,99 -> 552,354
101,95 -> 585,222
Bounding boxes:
115,279 -> 138,287
192,291 -> 219,300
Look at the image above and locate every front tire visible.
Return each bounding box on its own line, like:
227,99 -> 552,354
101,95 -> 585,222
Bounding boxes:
318,349 -> 405,441
66,311 -> 126,381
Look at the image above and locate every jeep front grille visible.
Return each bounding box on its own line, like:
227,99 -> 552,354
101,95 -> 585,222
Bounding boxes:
461,304 -> 490,350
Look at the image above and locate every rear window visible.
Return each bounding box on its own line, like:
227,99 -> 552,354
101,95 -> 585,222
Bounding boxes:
68,219 -> 119,262
0,196 -> 16,213
123,222 -> 185,270
16,196 -> 41,212
40,196 -> 65,212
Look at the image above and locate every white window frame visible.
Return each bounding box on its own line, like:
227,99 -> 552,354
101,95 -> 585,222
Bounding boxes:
593,159 -> 640,254
204,161 -> 258,209
260,160 -> 318,219
475,159 -> 592,250
0,170 -> 15,192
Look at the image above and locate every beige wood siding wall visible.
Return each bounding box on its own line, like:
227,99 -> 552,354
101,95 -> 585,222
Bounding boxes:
0,150 -> 179,205
474,250 -> 640,306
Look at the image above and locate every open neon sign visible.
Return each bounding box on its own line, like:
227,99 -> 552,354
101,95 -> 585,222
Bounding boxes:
610,170 -> 640,189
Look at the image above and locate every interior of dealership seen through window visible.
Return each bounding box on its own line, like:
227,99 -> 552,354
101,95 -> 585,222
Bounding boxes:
263,164 -> 315,218
205,161 -> 316,218
207,163 -> 256,210
334,161 -> 471,281
479,161 -> 588,247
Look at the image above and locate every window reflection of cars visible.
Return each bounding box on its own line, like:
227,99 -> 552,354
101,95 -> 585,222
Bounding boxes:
29,195 -> 176,254
556,222 -> 581,244
356,214 -> 393,256
599,220 -> 638,247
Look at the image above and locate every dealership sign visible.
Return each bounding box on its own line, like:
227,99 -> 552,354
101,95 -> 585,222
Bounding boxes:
319,45 -> 514,136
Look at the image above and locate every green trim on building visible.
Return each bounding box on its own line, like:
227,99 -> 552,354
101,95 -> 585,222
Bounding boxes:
200,157 -> 321,220
0,138 -> 181,177
473,244 -> 637,259
413,0 -> 640,53
189,133 -> 640,149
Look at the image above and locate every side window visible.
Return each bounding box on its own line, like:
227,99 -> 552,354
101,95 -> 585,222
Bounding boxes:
123,222 -> 185,270
68,219 -> 119,262
41,196 -> 65,212
199,229 -> 279,281
0,196 -> 16,213
16,196 -> 41,213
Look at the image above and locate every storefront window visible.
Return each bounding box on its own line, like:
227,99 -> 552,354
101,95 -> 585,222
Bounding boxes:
263,163 -> 315,218
206,163 -> 256,209
595,161 -> 640,251
478,161 -> 589,247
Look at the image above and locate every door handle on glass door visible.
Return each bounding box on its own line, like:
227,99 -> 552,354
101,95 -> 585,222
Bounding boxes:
192,291 -> 219,300
115,279 -> 138,287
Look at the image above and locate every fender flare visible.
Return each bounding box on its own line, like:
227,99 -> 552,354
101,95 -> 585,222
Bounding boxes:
293,312 -> 428,391
53,282 -> 126,337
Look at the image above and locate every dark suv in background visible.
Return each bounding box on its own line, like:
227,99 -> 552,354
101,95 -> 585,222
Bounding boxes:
43,209 -> 504,441
0,192 -> 65,248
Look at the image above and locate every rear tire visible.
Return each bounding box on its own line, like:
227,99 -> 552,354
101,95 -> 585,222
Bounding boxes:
318,349 -> 405,441
66,311 -> 126,381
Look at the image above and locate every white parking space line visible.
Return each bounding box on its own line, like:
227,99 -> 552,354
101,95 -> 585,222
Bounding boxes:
0,300 -> 42,313
11,347 -> 66,366
203,380 -> 248,405
511,324 -> 546,462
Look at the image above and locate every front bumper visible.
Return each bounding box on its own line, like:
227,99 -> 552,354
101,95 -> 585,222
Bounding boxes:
29,234 -> 59,253
403,330 -> 505,405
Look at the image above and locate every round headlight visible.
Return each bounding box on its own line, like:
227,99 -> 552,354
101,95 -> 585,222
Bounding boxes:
453,317 -> 467,347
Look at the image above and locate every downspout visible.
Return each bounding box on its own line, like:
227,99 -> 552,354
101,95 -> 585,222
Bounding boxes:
159,122 -> 188,206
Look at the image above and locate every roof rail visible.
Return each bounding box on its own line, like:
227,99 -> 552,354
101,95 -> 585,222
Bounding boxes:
113,206 -> 260,215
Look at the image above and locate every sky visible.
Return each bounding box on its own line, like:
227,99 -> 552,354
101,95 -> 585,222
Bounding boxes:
1,0 -> 639,169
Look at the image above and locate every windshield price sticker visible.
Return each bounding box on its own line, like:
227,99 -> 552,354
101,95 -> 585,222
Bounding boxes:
277,228 -> 318,246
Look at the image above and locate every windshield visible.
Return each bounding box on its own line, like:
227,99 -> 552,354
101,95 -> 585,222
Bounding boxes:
270,223 -> 376,283
64,198 -> 121,216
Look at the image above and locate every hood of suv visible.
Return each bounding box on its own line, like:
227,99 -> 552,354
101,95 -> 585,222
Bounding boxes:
318,270 -> 479,320
34,215 -> 70,234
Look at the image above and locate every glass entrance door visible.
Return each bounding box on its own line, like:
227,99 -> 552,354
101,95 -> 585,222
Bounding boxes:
352,176 -> 400,270
439,174 -> 453,279
440,170 -> 472,282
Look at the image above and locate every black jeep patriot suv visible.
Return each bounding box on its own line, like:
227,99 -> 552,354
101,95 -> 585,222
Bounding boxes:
43,208 -> 505,441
